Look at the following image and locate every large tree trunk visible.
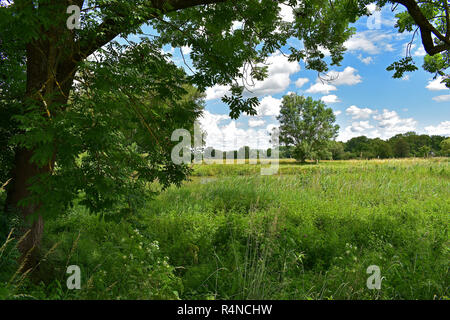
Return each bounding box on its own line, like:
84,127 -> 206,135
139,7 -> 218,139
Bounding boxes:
5,149 -> 50,268
4,17 -> 77,268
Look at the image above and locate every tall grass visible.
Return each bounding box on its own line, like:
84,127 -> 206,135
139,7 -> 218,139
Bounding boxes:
1,158 -> 448,299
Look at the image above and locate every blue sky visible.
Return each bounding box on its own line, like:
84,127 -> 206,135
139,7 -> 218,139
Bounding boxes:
147,3 -> 449,150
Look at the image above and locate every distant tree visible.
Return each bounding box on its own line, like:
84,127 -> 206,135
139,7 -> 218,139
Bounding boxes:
328,141 -> 346,160
370,138 -> 393,159
345,136 -> 373,158
440,138 -> 450,156
418,145 -> 431,158
277,94 -> 339,163
430,135 -> 446,153
392,138 -> 411,158
383,0 -> 450,87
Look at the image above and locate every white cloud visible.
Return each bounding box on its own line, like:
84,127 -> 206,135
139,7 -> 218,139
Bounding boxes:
181,45 -> 192,55
338,108 -> 418,141
325,67 -> 362,86
321,95 -> 341,104
205,51 -> 300,100
344,31 -> 397,55
413,46 -> 426,57
205,85 -> 230,101
426,76 -> 448,91
401,75 -> 410,81
279,4 -> 295,23
248,119 -> 266,128
358,54 -> 373,65
231,20 -> 243,30
338,122 -> 378,142
351,121 -> 374,132
346,105 -> 376,119
199,111 -> 273,150
305,82 -> 337,94
256,96 -> 282,116
334,110 -> 342,116
424,121 -> 450,136
432,94 -> 450,102
373,109 -> 417,137
295,77 -> 309,88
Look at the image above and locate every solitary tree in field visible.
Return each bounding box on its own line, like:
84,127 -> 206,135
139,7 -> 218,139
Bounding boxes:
277,94 -> 339,162
1,0 -> 449,263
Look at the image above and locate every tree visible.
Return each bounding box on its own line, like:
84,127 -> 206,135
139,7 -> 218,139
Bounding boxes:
370,138 -> 393,159
392,137 -> 410,158
277,94 -> 339,162
328,140 -> 346,160
440,138 -> 450,156
382,0 -> 450,87
345,136 -> 373,158
418,145 -> 431,158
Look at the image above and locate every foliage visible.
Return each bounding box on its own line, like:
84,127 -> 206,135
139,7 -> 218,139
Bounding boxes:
385,0 -> 450,85
8,39 -> 204,219
5,159 -> 448,300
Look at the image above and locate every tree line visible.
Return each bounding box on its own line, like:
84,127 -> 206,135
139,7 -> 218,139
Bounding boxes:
282,133 -> 450,160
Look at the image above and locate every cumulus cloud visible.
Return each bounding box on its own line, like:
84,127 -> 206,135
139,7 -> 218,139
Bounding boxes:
338,108 -> 418,141
325,67 -> 362,86
198,111 -> 273,150
346,105 -> 376,119
205,51 -> 300,100
295,77 -> 309,88
424,121 -> 450,136
358,54 -> 373,65
334,110 -> 342,116
205,85 -> 230,101
426,76 -> 448,91
338,122 -> 378,141
256,96 -> 282,116
373,109 -> 417,137
248,118 -> 266,128
351,121 -> 374,132
321,95 -> 341,104
432,94 -> 450,102
413,46 -> 426,57
181,45 -> 192,55
279,3 -> 295,22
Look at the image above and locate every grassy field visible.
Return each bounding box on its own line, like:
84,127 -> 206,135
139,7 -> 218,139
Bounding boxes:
1,158 -> 449,299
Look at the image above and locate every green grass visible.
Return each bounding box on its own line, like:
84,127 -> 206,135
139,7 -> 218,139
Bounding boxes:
1,158 -> 449,299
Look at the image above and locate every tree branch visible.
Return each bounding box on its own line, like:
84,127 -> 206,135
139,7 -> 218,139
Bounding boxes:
393,0 -> 450,55
76,0 -> 227,61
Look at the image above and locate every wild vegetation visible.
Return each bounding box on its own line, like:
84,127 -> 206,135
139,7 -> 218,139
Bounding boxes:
1,0 -> 449,301
1,158 -> 448,299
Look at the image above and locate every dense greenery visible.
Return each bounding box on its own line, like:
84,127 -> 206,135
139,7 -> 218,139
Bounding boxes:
0,0 -> 449,300
204,134 -> 449,162
277,94 -> 338,162
1,159 -> 448,299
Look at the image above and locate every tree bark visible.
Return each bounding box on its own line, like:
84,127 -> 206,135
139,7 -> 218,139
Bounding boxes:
4,24 -> 76,268
5,149 -> 49,268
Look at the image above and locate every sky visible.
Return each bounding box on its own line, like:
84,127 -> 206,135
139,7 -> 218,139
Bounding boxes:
149,3 -> 449,151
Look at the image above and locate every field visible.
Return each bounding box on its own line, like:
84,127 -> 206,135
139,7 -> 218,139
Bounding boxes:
1,158 -> 449,299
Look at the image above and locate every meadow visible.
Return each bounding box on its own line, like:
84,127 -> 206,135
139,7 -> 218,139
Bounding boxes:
1,158 -> 449,299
